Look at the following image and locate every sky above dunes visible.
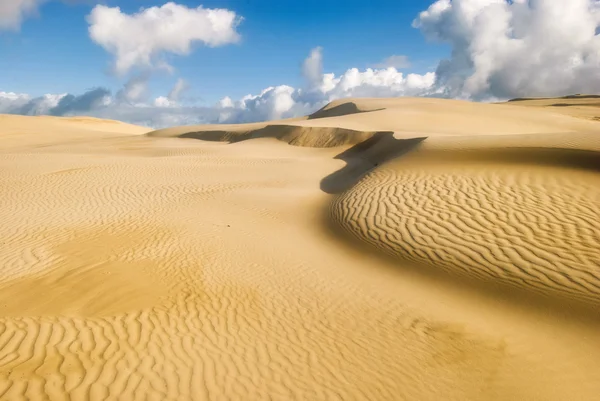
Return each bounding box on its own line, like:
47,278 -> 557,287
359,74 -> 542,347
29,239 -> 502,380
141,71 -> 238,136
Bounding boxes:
2,0 -> 600,127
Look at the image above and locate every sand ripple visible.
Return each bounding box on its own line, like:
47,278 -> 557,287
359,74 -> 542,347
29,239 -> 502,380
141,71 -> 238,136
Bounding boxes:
331,143 -> 600,306
3,102 -> 600,400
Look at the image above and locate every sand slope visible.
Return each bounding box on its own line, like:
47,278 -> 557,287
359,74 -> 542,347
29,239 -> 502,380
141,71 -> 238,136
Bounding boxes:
1,99 -> 600,401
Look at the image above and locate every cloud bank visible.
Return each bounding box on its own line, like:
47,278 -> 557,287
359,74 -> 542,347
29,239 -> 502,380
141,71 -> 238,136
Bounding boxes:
414,0 -> 600,100
0,47 -> 436,128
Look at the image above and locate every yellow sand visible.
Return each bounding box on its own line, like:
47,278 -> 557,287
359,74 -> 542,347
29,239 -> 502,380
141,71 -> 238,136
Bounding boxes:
0,98 -> 599,401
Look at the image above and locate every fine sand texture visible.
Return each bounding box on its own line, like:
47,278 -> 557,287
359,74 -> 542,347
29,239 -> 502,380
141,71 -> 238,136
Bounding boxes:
1,97 -> 599,401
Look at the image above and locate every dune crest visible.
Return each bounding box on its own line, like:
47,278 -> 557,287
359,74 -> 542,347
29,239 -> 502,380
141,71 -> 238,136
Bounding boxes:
307,99 -> 385,119
158,124 -> 394,148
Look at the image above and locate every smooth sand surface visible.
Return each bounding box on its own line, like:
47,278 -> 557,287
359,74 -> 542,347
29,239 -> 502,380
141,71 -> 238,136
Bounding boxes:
1,97 -> 599,400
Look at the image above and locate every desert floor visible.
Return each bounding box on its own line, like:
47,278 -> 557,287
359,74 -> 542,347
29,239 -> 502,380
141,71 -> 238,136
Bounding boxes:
0,97 -> 599,400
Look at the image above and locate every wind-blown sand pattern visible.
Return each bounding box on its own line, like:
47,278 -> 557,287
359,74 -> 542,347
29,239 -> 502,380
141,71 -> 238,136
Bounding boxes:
1,98 -> 599,400
331,138 -> 600,305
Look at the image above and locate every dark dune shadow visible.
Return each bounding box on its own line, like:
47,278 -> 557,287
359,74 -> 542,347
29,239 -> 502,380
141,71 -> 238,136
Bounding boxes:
179,125 -> 389,148
508,94 -> 600,102
550,102 -> 600,107
180,130 -> 235,142
507,97 -> 552,102
562,94 -> 600,99
424,147 -> 600,172
320,133 -> 426,194
308,102 -> 385,120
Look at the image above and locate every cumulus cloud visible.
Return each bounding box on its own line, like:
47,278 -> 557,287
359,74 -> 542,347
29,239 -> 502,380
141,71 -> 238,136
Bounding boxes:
319,68 -> 436,99
373,55 -> 411,69
0,88 -> 109,116
86,3 -> 242,75
0,0 -> 44,30
414,0 -> 600,100
50,88 -> 111,115
214,85 -> 313,123
0,91 -> 62,114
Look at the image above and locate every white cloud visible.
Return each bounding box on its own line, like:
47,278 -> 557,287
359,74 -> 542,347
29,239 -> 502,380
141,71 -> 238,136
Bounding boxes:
302,46 -> 324,88
0,91 -> 68,114
0,0 -> 44,31
215,85 -> 315,123
86,2 -> 242,75
0,88 -> 111,116
373,55 -> 411,69
153,96 -> 172,108
319,67 -> 436,99
413,0 -> 600,100
218,96 -> 234,108
0,91 -> 29,103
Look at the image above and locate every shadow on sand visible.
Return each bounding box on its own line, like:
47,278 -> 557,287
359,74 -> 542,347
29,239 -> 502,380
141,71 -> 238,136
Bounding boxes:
550,102 -> 600,107
308,102 -> 385,120
320,132 -> 427,194
508,94 -> 600,102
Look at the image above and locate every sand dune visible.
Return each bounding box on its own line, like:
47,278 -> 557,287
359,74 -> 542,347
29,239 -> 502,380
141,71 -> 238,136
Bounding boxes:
330,133 -> 600,306
506,93 -> 600,121
1,97 -> 600,401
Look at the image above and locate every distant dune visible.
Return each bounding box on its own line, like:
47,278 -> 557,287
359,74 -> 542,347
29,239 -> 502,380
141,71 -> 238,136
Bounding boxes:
150,96 -> 600,144
1,97 -> 599,400
505,93 -> 600,121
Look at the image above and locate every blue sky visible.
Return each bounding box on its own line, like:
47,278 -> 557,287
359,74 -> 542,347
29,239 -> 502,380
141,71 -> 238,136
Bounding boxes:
1,0 -> 598,128
0,0 -> 445,104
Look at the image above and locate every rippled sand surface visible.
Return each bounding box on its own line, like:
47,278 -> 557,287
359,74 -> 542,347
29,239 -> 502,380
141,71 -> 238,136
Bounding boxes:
1,98 -> 599,400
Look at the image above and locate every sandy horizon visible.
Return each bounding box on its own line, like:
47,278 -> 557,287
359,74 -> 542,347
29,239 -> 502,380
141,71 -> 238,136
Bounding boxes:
0,95 -> 599,400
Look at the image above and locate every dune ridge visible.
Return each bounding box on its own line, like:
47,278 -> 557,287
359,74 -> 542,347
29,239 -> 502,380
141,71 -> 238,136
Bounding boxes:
149,97 -> 600,150
157,124 -> 394,148
307,100 -> 385,119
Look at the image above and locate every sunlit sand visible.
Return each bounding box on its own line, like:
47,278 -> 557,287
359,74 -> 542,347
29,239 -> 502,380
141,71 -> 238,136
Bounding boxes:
1,97 -> 599,400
